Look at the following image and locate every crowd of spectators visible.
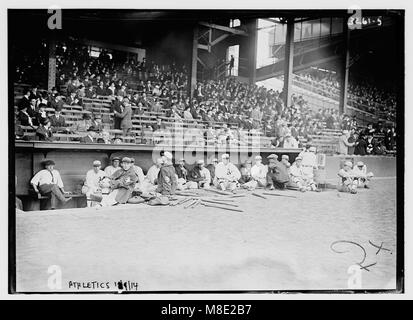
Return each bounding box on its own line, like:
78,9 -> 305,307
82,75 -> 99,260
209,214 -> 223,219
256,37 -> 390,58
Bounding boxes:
294,70 -> 397,121
14,43 -> 397,153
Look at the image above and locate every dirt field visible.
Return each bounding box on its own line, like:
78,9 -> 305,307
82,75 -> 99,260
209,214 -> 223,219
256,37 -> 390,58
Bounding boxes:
16,178 -> 397,292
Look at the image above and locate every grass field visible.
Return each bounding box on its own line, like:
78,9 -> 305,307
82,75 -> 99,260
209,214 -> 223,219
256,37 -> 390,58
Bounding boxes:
15,178 -> 397,292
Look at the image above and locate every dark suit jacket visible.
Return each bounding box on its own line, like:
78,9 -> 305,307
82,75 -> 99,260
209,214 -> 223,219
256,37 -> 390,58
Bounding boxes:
18,96 -> 30,111
119,105 -> 133,129
36,125 -> 53,141
18,111 -> 33,126
50,115 -> 66,127
80,135 -> 94,143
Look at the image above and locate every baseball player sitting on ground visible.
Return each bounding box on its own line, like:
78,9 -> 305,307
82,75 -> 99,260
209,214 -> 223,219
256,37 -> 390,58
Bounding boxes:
266,154 -> 290,190
337,161 -> 358,194
187,159 -> 211,189
251,155 -> 268,187
352,161 -> 374,189
214,153 -> 241,193
289,156 -> 321,192
239,160 -> 257,191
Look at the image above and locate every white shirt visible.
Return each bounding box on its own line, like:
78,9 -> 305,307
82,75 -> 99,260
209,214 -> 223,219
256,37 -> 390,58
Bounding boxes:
301,152 -> 317,168
352,165 -> 367,178
146,165 -> 160,184
84,169 -> 106,189
104,165 -> 121,177
133,165 -> 145,183
251,163 -> 268,180
199,167 -> 211,184
215,162 -> 241,182
289,163 -> 305,178
31,169 -> 64,188
283,137 -> 299,148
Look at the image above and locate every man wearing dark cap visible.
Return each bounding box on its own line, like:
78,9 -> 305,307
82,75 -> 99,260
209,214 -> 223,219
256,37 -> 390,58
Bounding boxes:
30,160 -> 71,209
266,154 -> 290,190
100,157 -> 138,207
35,119 -> 54,142
187,159 -> 211,189
239,160 -> 257,191
104,157 -> 121,177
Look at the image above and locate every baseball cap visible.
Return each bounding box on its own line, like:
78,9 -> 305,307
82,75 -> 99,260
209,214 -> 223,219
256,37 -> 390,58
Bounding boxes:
163,151 -> 173,160
93,160 -> 101,167
344,161 -> 353,167
121,157 -> 132,163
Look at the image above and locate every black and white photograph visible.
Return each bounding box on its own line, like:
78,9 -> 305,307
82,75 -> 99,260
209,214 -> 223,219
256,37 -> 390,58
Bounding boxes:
5,3 -> 407,297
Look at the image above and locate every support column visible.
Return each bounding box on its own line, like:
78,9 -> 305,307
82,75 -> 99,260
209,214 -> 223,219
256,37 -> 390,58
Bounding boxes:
189,25 -> 198,99
339,19 -> 350,115
283,19 -> 295,108
47,38 -> 57,91
248,19 -> 258,85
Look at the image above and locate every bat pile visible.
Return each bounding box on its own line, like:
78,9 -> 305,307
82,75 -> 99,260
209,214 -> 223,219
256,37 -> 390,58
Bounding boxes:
170,188 -> 298,213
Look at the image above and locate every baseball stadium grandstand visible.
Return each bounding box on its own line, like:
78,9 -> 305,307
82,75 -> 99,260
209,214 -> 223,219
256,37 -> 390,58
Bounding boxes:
10,9 -> 403,293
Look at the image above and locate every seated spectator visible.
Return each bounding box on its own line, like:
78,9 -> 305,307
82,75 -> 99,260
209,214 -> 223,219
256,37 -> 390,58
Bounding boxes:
49,109 -> 66,128
366,134 -> 378,155
17,104 -> 34,127
80,128 -> 98,143
135,102 -> 146,116
66,91 -> 80,106
85,85 -> 96,98
18,89 -> 31,112
283,133 -> 299,148
30,159 -> 72,209
183,106 -> 193,120
27,97 -> 39,121
36,119 -> 53,141
48,95 -> 64,111
96,81 -> 108,96
36,103 -> 48,125
81,160 -> 107,207
71,113 -> 92,132
107,82 -> 117,96
354,133 -> 367,156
